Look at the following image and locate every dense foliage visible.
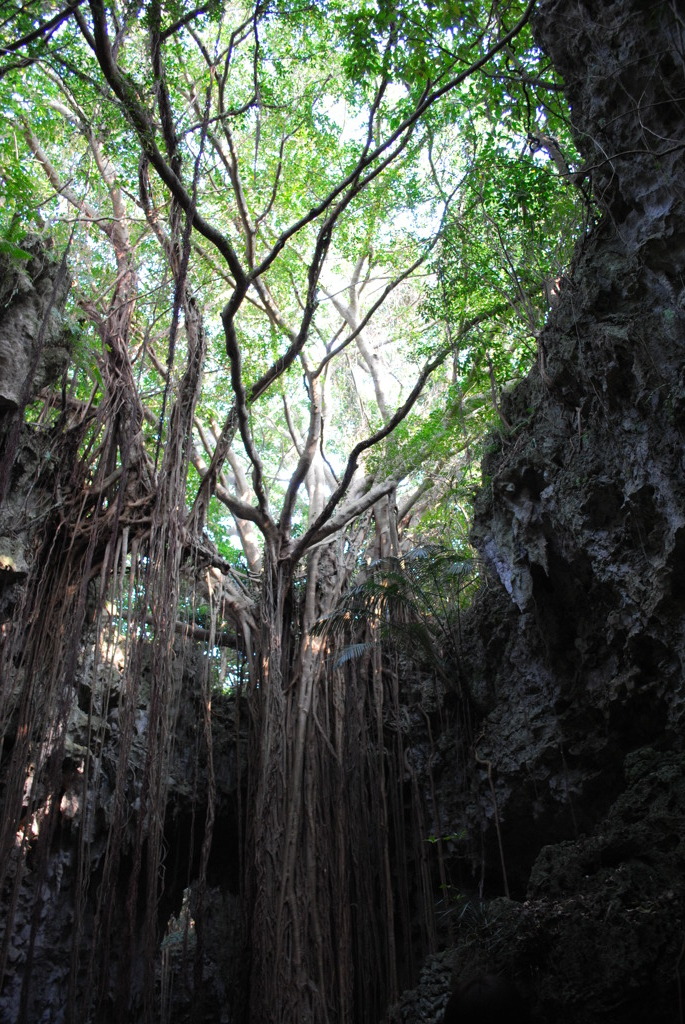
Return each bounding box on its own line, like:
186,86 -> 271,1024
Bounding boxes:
0,0 -> 586,562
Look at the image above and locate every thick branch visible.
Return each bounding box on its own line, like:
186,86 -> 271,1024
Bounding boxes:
23,122 -> 109,236
85,0 -> 247,287
191,439 -> 268,539
279,372 -> 322,532
0,1 -> 84,56
290,297 -> 519,561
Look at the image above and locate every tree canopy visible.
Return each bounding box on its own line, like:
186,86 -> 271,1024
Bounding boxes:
0,0 -> 585,567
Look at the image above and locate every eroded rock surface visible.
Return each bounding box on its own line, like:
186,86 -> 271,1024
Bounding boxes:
0,236 -> 71,613
424,1 -> 685,1020
0,632 -> 243,1024
0,236 -> 70,412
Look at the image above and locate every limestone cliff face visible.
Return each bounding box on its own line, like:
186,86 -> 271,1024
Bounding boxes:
423,1 -> 685,1020
0,237 -> 70,414
0,238 -> 70,616
0,629 -> 242,1024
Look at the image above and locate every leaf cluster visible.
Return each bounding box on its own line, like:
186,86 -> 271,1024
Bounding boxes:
314,545 -> 478,681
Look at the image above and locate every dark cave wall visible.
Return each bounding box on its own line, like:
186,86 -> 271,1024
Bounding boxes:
415,1 -> 685,1021
464,0 -> 685,877
0,630 -> 243,1024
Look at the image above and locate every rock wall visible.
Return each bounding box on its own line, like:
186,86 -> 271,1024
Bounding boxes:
0,629 -> 243,1024
0,236 -> 71,614
0,235 -> 70,414
424,1 -> 685,1020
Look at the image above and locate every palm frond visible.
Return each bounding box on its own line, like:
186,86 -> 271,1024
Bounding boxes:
333,641 -> 376,668
316,545 -> 478,673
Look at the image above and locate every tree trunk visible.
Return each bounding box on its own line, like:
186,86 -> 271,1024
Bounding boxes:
245,542 -> 357,1024
244,522 -> 426,1023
